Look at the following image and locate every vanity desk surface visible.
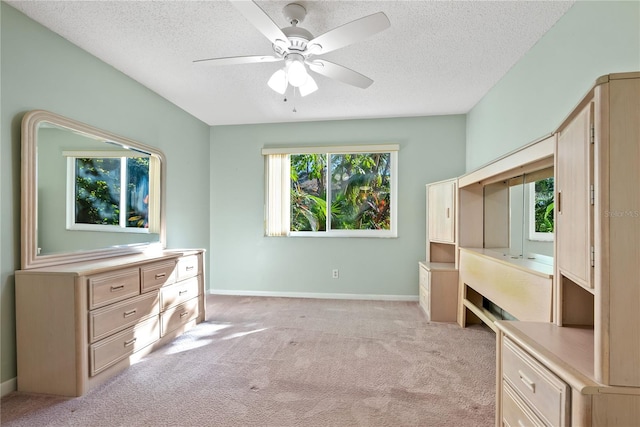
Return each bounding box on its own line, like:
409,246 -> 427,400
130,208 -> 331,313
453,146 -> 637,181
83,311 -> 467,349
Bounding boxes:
460,248 -> 553,278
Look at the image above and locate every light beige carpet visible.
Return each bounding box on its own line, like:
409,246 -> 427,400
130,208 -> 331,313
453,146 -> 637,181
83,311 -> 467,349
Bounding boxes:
2,295 -> 496,426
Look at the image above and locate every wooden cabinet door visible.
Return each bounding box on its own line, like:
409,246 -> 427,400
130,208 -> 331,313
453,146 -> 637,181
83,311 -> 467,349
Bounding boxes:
556,102 -> 594,290
428,180 -> 456,243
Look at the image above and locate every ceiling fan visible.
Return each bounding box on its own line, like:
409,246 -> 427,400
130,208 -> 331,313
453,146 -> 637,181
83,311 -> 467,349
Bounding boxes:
194,1 -> 391,97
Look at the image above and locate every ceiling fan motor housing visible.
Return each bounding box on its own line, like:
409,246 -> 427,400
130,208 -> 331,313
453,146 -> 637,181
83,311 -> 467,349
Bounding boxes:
278,26 -> 313,54
271,4 -> 314,55
283,3 -> 306,25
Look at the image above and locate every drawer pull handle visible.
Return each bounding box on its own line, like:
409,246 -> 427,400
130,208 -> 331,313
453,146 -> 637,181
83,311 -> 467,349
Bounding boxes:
186,266 -> 195,271
180,311 -> 189,318
446,207 -> 450,218
110,285 -> 125,292
155,273 -> 166,279
518,370 -> 536,393
123,309 -> 137,318
179,290 -> 188,296
124,338 -> 137,347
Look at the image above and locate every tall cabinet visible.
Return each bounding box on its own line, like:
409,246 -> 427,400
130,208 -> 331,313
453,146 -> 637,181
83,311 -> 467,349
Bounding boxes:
557,72 -> 640,387
496,73 -> 640,426
419,178 -> 458,322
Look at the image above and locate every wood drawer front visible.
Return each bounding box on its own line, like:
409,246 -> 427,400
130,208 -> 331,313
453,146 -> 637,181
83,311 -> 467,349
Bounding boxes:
160,276 -> 199,311
419,265 -> 430,289
89,291 -> 160,343
88,268 -> 140,309
502,380 -> 545,427
502,338 -> 569,426
141,260 -> 177,293
419,284 -> 430,318
177,255 -> 200,281
89,316 -> 159,376
161,297 -> 199,336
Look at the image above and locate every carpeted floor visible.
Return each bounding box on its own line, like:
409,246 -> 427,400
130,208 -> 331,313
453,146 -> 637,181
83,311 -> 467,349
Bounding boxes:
1,295 -> 496,426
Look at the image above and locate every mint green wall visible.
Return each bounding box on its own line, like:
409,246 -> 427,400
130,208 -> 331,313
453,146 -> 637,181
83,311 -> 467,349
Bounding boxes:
466,0 -> 640,171
210,116 -> 466,298
0,4 -> 210,384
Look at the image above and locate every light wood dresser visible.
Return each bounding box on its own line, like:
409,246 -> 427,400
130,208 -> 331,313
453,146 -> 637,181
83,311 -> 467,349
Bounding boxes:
15,249 -> 205,396
496,321 -> 640,427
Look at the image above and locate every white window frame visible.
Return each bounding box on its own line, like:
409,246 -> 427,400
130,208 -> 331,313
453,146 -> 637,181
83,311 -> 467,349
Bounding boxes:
263,144 -> 399,238
64,150 -> 157,234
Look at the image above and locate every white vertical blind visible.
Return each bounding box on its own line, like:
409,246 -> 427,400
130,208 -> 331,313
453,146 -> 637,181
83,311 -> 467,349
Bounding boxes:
265,154 -> 290,236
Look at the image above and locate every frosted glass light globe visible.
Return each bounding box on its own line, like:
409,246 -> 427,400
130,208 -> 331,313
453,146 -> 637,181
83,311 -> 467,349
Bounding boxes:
286,60 -> 308,87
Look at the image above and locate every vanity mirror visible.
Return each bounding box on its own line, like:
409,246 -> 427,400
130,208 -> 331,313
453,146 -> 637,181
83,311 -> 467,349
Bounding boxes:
21,110 -> 166,269
483,167 -> 554,261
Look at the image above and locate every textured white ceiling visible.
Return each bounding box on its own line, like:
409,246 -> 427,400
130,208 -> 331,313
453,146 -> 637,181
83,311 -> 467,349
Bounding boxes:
7,0 -> 575,126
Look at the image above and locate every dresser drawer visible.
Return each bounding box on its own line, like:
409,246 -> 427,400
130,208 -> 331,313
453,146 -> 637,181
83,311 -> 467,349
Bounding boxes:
89,316 -> 159,376
502,380 -> 545,427
502,337 -> 569,426
177,254 -> 200,281
160,276 -> 200,310
140,260 -> 177,293
88,268 -> 140,309
419,265 -> 430,289
89,291 -> 160,343
419,284 -> 430,317
161,297 -> 199,336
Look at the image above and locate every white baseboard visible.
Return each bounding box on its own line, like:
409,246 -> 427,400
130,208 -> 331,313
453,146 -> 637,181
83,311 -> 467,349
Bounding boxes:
1,377 -> 17,397
208,289 -> 419,302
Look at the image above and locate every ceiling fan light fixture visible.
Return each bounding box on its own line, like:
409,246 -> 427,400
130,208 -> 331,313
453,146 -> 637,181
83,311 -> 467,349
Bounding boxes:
267,69 -> 288,94
299,74 -> 318,97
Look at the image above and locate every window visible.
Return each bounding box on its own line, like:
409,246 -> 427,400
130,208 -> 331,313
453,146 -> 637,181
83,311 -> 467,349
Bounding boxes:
263,145 -> 398,237
65,150 -> 158,233
528,176 -> 554,241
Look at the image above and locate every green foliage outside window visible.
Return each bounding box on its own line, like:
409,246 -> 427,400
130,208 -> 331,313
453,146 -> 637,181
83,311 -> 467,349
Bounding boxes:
126,157 -> 150,228
290,153 -> 391,232
534,177 -> 554,233
75,157 -> 149,228
75,158 -> 121,225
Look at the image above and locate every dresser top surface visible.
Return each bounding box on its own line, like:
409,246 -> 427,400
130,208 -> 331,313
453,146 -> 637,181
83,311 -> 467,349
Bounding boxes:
16,249 -> 202,276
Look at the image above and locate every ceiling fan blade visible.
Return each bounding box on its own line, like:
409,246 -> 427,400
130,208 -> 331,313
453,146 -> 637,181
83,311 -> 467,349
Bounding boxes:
230,0 -> 288,45
307,12 -> 390,55
308,60 -> 373,89
193,55 -> 282,66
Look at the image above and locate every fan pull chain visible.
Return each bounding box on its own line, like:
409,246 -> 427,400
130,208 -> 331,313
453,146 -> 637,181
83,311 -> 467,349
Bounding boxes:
293,87 -> 297,113
282,87 -> 298,113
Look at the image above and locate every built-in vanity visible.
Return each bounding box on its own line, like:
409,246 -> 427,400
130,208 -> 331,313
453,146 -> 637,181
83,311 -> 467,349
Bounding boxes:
423,72 -> 640,425
15,111 -> 206,397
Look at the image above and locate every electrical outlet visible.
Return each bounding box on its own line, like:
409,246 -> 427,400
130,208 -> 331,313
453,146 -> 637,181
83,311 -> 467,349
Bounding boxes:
332,269 -> 339,279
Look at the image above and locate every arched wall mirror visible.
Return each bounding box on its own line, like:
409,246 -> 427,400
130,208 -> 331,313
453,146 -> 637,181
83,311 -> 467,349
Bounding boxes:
21,110 -> 166,270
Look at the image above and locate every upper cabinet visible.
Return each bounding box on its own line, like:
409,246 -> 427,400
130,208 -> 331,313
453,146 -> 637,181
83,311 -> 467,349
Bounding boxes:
555,102 -> 594,290
428,179 -> 456,244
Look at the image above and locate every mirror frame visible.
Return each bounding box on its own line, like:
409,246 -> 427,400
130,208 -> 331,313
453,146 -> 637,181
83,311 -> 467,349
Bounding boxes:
21,110 -> 167,270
